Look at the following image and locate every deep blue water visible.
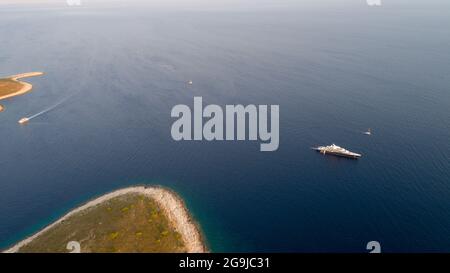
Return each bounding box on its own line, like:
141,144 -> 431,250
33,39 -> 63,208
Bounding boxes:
1,1 -> 450,252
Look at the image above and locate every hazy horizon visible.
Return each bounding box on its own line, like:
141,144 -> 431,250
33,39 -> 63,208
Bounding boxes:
2,0 -> 449,9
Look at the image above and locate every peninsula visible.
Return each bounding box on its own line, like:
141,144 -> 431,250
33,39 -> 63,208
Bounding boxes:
0,72 -> 44,112
3,186 -> 207,253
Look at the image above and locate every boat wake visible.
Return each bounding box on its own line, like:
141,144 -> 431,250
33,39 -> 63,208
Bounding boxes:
18,93 -> 76,124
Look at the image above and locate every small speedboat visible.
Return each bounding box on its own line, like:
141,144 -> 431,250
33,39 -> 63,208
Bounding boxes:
18,117 -> 29,125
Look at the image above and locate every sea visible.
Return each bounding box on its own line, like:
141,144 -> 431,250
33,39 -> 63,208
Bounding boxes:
0,0 -> 450,252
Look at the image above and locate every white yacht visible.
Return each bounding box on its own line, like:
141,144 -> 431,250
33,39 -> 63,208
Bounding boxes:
312,144 -> 362,159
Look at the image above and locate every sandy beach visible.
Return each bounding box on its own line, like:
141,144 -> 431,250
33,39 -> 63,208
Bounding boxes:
0,72 -> 44,101
4,186 -> 207,253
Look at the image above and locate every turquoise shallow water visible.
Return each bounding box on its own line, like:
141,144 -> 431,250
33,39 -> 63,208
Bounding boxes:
1,1 -> 450,252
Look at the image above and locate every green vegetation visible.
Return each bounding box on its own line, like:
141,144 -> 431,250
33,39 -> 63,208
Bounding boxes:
18,194 -> 186,253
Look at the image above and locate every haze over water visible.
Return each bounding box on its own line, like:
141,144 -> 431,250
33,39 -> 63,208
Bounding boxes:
1,0 -> 450,252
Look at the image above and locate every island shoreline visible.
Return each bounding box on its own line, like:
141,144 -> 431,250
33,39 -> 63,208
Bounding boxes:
3,185 -> 208,253
0,72 -> 44,112
0,72 -> 44,100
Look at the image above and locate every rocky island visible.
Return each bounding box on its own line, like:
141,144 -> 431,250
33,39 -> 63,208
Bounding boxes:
4,186 -> 207,253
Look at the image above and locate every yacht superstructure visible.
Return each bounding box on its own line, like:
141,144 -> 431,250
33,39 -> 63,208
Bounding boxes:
313,144 -> 361,159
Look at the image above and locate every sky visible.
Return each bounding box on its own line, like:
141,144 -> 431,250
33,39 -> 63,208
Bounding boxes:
0,0 -> 332,10
0,0 -> 373,6
1,0 -> 449,12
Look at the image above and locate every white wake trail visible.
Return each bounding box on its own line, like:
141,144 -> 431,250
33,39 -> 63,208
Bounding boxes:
27,93 -> 75,120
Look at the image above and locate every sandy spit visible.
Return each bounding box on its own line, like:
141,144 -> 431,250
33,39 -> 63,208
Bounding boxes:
0,72 -> 44,101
